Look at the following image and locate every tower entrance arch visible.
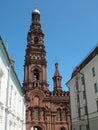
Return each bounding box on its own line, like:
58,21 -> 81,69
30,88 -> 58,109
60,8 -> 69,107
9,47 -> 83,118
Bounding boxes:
60,127 -> 66,130
31,126 -> 43,130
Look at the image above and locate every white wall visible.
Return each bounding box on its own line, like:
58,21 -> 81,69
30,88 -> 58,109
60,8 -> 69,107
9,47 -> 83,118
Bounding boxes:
67,53 -> 98,130
0,39 -> 26,130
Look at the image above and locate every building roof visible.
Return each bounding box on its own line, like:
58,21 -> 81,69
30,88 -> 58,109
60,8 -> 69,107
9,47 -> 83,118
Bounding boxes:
71,46 -> 98,78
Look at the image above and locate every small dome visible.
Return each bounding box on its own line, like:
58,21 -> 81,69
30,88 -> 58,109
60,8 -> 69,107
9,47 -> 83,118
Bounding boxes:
33,9 -> 40,14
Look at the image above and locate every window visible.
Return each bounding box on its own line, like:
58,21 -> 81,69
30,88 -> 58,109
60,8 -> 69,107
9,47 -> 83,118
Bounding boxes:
84,105 -> 87,115
96,101 -> 98,111
57,109 -> 61,121
63,109 -> 67,120
86,124 -> 89,130
81,76 -> 84,85
33,107 -> 39,120
92,67 -> 96,77
34,37 -> 38,44
79,125 -> 81,130
94,83 -> 98,93
83,91 -> 86,99
75,79 -> 78,90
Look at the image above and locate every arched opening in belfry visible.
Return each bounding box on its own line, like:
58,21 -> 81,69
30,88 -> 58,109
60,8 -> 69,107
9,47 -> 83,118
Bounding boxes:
34,37 -> 39,44
33,69 -> 40,80
31,126 -> 42,130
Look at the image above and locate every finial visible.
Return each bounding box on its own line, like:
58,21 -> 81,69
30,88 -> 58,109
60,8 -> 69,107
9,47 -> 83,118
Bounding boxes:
55,62 -> 58,69
33,1 -> 40,14
55,56 -> 59,69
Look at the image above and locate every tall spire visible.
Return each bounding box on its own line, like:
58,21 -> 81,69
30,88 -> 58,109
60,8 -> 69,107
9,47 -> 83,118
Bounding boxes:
23,8 -> 48,92
53,62 -> 62,91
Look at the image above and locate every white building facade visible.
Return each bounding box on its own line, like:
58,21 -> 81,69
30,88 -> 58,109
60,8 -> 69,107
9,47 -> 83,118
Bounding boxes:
0,36 -> 26,130
67,46 -> 98,130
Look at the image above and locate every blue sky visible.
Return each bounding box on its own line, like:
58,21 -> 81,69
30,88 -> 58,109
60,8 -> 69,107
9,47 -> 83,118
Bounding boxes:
0,0 -> 98,91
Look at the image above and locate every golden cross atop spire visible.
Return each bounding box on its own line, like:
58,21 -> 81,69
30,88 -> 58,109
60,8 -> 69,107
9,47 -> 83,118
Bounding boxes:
34,2 -> 38,9
33,1 -> 40,14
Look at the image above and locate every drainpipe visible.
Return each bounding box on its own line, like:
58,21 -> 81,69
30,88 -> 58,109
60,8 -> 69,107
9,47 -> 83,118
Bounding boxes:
79,72 -> 90,130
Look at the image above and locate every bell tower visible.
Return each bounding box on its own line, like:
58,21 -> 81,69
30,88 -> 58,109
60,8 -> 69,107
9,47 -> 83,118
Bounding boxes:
23,8 -> 70,130
23,9 -> 48,92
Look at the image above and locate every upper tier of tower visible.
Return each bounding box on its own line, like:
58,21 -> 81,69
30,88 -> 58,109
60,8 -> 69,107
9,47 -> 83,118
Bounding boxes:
25,8 -> 46,65
27,8 -> 44,45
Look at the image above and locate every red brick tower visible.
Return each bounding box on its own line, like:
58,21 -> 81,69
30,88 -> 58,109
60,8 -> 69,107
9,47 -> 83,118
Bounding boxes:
23,9 -> 70,130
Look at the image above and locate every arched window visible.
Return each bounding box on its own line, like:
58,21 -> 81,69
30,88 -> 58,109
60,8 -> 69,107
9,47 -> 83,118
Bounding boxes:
34,37 -> 38,44
63,109 -> 67,120
33,69 -> 39,80
57,108 -> 61,121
